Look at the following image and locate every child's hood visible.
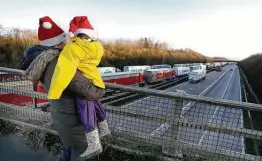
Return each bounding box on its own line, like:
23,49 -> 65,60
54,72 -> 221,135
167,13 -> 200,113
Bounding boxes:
72,37 -> 103,60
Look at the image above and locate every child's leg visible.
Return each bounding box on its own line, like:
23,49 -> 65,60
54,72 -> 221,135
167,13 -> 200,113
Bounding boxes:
76,98 -> 97,132
93,100 -> 110,137
76,98 -> 103,157
93,100 -> 106,122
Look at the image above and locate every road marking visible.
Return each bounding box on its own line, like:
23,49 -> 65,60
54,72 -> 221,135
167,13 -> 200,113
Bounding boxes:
181,66 -> 233,116
150,123 -> 171,136
237,68 -> 245,154
197,66 -> 245,152
121,79 -> 189,108
150,66 -> 233,137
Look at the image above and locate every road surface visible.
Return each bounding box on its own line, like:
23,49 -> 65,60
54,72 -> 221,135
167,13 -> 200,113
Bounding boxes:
172,65 -> 244,153
108,65 -> 244,154
0,65 -> 244,160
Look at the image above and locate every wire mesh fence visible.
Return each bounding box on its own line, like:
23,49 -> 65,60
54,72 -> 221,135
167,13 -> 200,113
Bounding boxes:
1,67 -> 262,161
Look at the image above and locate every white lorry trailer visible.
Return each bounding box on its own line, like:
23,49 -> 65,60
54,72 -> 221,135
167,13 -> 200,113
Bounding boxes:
173,67 -> 190,77
123,65 -> 151,73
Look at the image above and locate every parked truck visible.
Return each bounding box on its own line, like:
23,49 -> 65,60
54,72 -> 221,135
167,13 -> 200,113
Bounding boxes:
188,65 -> 207,82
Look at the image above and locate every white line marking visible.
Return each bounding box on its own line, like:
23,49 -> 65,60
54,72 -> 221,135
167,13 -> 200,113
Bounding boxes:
122,79 -> 189,108
151,66 -> 233,136
150,123 -> 171,136
181,66 -> 233,116
197,65 -> 245,153
168,81 -> 189,90
237,68 -> 245,154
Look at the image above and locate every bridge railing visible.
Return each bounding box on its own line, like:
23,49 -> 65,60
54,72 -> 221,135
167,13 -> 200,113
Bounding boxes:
0,67 -> 262,161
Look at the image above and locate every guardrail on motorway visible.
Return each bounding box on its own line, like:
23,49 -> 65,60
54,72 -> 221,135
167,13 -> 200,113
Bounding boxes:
0,67 -> 262,161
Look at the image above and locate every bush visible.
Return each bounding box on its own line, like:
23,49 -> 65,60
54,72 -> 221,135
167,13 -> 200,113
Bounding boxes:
0,28 -> 38,67
239,53 -> 262,99
0,27 -> 221,69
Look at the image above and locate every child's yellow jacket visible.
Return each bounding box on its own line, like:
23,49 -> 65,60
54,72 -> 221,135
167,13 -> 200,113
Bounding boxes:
48,37 -> 105,99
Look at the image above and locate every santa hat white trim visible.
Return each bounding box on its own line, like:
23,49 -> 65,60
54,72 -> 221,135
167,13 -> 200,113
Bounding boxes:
74,28 -> 96,38
68,31 -> 74,38
40,32 -> 66,47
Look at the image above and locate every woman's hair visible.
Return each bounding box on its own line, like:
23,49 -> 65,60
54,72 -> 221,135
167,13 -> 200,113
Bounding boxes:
76,33 -> 90,40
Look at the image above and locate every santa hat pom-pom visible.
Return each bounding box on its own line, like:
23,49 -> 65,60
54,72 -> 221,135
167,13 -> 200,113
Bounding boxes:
68,31 -> 74,38
43,22 -> 52,29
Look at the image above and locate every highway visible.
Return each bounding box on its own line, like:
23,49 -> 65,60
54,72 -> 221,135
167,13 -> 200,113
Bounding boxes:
199,66 -> 244,152
112,65 -> 232,117
0,64 -> 245,159
108,64 -> 245,154
109,65 -> 232,125
174,65 -> 244,152
168,65 -> 232,95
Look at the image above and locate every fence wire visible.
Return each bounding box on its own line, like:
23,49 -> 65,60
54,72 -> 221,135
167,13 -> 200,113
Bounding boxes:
1,67 -> 262,161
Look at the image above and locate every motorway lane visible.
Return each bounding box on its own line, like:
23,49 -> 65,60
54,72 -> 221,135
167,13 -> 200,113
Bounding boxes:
117,65 -> 232,117
108,66 -> 233,137
171,65 -> 244,152
107,111 -> 163,134
185,68 -> 234,126
200,66 -> 244,153
166,69 -> 234,145
222,68 -> 243,128
168,65 -> 232,95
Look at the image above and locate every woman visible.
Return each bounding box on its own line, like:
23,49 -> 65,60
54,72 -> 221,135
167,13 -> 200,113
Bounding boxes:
21,16 -> 106,161
48,16 -> 110,157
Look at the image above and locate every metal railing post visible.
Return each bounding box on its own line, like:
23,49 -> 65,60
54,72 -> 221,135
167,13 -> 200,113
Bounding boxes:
32,82 -> 37,109
162,98 -> 183,158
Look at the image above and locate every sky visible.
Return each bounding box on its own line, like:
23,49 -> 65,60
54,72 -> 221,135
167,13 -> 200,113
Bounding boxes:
0,0 -> 262,60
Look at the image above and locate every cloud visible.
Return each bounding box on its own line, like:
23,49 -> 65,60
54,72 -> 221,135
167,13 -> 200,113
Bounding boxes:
161,1 -> 262,60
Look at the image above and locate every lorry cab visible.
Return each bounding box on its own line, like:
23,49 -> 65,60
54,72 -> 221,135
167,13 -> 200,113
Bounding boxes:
188,65 -> 207,83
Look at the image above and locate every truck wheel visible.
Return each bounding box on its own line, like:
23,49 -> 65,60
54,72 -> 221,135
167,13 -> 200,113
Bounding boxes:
139,83 -> 145,87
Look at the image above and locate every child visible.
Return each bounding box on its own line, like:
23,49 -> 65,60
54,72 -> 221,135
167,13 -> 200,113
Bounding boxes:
48,16 -> 110,157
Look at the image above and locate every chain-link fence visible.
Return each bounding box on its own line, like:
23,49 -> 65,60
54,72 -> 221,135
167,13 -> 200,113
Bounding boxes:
0,67 -> 262,161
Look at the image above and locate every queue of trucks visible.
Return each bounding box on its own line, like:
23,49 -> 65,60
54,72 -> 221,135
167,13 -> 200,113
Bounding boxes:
101,62 -> 228,83
97,62 -> 228,84
0,62 -> 228,87
0,62 -> 229,106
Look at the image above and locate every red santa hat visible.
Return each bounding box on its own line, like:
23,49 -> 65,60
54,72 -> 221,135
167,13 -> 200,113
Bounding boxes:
69,16 -> 95,38
38,16 -> 66,46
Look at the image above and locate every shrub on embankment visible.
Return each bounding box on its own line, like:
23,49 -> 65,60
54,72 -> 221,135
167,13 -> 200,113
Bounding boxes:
239,53 -> 262,101
0,27 -> 38,68
239,53 -> 262,156
0,26 -> 214,69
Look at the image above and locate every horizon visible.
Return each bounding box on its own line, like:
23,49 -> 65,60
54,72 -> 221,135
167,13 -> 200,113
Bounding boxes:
1,0 -> 262,61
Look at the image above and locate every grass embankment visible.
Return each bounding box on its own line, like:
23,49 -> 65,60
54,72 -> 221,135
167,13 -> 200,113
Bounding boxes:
239,53 -> 262,155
